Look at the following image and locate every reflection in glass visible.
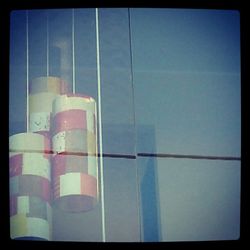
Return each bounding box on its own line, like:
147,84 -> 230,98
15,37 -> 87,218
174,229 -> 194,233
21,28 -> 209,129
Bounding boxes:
9,9 -> 103,241
9,8 -> 241,242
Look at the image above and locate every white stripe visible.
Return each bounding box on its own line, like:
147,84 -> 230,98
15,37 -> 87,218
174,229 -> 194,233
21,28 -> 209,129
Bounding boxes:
46,11 -> 49,77
95,8 -> 106,242
52,131 -> 66,154
72,9 -> 76,93
17,196 -> 30,214
88,156 -> 97,177
27,217 -> 50,240
53,95 -> 96,115
29,92 -> 57,113
22,153 -> 51,180
26,10 -> 29,132
9,132 -> 45,155
60,173 -> 81,196
29,112 -> 51,132
87,111 -> 94,133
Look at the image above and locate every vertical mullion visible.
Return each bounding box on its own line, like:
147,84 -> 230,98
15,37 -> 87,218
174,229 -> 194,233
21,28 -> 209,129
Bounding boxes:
26,10 -> 29,132
72,8 -> 75,93
95,8 -> 106,242
127,8 -> 142,242
46,10 -> 49,77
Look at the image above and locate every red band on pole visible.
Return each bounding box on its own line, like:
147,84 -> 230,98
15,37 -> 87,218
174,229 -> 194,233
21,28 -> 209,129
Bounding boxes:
53,109 -> 87,134
9,154 -> 23,177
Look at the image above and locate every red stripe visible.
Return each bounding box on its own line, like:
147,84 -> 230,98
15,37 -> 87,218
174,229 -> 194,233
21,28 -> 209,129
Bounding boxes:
10,195 -> 18,216
40,178 -> 51,203
43,135 -> 51,159
53,109 -> 87,134
53,177 -> 60,199
52,155 -> 66,178
53,154 -> 89,175
81,173 -> 97,198
65,155 -> 88,173
9,154 -> 23,177
17,175 -> 51,204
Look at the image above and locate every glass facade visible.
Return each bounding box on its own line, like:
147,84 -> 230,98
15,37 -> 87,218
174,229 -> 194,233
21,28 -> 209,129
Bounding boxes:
9,8 -> 241,242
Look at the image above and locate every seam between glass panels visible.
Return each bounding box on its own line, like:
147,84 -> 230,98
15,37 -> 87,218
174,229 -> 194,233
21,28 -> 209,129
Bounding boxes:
72,8 -> 75,94
46,11 -> 49,77
26,10 -> 29,132
95,8 -> 106,243
128,8 -> 143,242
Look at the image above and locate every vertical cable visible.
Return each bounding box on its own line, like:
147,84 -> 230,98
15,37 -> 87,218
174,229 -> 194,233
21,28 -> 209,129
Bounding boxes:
128,8 -> 142,241
72,8 -> 76,93
95,8 -> 106,242
46,11 -> 49,77
26,10 -> 29,132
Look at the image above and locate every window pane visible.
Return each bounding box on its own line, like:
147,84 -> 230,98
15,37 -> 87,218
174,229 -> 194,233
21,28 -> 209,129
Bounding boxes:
9,8 -> 241,243
98,8 -> 140,241
130,8 -> 241,157
153,158 -> 240,241
9,9 -> 103,241
99,8 -> 136,156
9,11 -> 27,135
104,158 -> 140,241
50,9 -> 103,241
131,8 -> 241,242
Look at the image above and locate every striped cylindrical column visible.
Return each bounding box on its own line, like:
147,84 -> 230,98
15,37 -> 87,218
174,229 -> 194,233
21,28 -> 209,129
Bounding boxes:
52,94 -> 98,212
29,76 -> 68,96
9,133 -> 52,240
29,76 -> 68,139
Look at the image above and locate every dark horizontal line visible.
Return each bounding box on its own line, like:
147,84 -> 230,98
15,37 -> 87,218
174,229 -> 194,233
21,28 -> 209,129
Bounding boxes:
9,150 -> 240,161
9,150 -> 136,159
101,153 -> 136,159
137,153 -> 241,161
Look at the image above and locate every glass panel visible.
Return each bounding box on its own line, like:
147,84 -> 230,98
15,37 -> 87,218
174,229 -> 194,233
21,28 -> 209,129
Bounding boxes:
9,11 -> 27,136
154,158 -> 240,241
104,158 -> 140,242
9,7 -> 241,243
98,8 -> 140,241
130,8 -> 241,242
74,9 -> 98,97
51,8 -> 102,241
9,9 -> 103,241
48,9 -> 73,90
99,8 -> 136,156
130,8 -> 241,157
9,8 -> 140,242
29,10 -> 47,79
